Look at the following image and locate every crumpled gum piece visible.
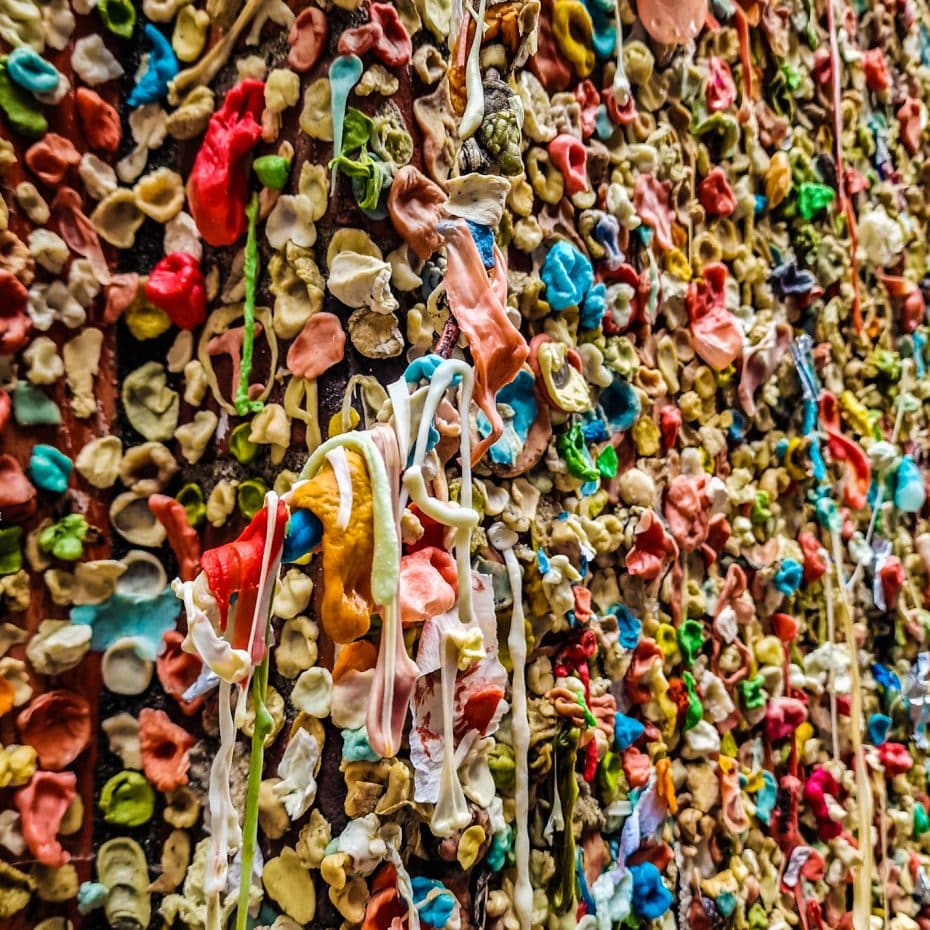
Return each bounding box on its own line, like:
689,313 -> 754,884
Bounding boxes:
286,312 -> 346,380
386,165 -> 447,260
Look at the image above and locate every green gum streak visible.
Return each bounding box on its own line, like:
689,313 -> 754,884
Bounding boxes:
235,657 -> 273,930
235,194 -> 264,417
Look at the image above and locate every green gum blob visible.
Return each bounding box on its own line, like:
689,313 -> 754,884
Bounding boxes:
0,59 -> 47,138
176,483 -> 206,526
0,527 -> 22,575
237,478 -> 268,519
739,675 -> 766,711
229,422 -> 261,464
677,619 -> 704,666
38,514 -> 89,561
253,154 -> 291,190
97,0 -> 136,37
13,382 -> 60,426
99,772 -> 155,826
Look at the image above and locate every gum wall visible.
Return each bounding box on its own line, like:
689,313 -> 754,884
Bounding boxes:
0,0 -> 928,929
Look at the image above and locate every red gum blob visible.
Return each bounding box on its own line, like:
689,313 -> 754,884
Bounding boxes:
188,80 -> 264,247
697,167 -> 737,217
897,98 -> 923,155
288,7 -> 329,73
573,80 -> 600,137
52,187 -> 111,284
17,690 -> 91,771
622,746 -> 651,788
386,165 -> 447,260
625,639 -> 663,704
687,263 -> 743,371
397,546 -> 458,625
878,741 -> 914,776
145,252 -> 207,330
75,88 -> 122,152
138,707 -> 197,792
0,455 -> 36,523
798,534 -> 827,586
157,630 -> 205,715
149,494 -> 201,582
706,57 -> 736,112
626,509 -> 678,581
818,391 -> 871,510
0,269 -> 31,354
440,219 -> 529,465
771,612 -> 799,642
601,83 -> 637,126
25,133 -> 81,186
528,0 -> 573,92
462,685 -> 506,734
763,695 -> 807,743
548,134 -> 589,195
862,47 -> 892,92
286,312 -> 346,380
659,405 -> 681,448
14,770 -> 77,867
337,3 -> 412,67
633,174 -> 674,250
200,500 -> 288,663
879,555 -> 905,609
0,389 -> 10,433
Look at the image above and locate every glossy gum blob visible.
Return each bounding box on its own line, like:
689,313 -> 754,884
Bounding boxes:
548,134 -> 589,195
13,770 -> 77,867
291,450 -> 376,644
145,252 -> 207,330
187,79 -> 264,247
16,690 -> 91,771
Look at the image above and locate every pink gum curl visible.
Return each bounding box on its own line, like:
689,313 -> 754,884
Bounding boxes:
14,770 -> 77,867
548,134 -> 589,195
818,391 -> 871,510
288,7 -> 328,72
438,219 -> 529,466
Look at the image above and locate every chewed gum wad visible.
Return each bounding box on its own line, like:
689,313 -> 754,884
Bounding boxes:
3,0 -> 930,929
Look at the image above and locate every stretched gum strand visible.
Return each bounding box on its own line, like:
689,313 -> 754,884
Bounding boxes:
366,423 -> 419,759
458,0 -> 488,139
495,526 -> 532,930
395,357 -> 478,836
